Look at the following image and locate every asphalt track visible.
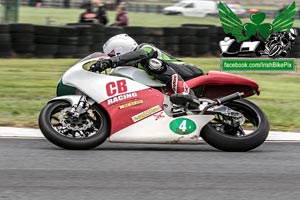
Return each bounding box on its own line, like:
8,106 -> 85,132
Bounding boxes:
0,139 -> 300,200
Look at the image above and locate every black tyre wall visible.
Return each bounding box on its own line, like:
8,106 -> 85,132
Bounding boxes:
10,23 -> 35,55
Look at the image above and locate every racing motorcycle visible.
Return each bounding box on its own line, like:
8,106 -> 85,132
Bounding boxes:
264,29 -> 298,58
39,52 -> 269,151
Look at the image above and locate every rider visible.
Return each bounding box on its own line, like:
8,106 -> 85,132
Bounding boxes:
79,3 -> 98,23
265,28 -> 298,57
94,34 -> 204,109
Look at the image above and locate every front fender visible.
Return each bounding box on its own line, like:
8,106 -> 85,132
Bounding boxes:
48,95 -> 95,106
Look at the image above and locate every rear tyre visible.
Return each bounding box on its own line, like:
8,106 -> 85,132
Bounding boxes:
201,99 -> 269,152
39,100 -> 110,150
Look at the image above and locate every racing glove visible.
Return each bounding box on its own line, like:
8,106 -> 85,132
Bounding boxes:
92,59 -> 116,72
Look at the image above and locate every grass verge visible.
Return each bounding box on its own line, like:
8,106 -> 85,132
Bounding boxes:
19,6 -> 299,27
0,58 -> 299,132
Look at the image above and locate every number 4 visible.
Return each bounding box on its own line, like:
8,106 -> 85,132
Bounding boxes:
179,120 -> 187,132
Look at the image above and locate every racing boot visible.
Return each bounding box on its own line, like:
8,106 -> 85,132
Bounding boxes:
169,74 -> 200,109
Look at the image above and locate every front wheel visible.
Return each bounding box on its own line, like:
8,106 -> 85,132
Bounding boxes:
200,99 -> 269,152
39,100 -> 110,150
268,45 -> 282,58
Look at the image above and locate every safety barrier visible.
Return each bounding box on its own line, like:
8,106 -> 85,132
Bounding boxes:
0,23 -> 299,58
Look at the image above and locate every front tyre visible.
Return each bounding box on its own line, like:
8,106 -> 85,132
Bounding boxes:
200,99 -> 269,152
39,100 -> 110,150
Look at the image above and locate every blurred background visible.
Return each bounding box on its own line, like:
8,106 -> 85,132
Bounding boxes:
0,0 -> 299,132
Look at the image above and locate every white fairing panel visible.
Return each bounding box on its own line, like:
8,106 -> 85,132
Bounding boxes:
61,59 -> 149,103
110,113 -> 214,144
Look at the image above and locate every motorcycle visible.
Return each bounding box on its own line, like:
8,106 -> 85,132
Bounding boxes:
264,31 -> 296,58
39,52 -> 269,151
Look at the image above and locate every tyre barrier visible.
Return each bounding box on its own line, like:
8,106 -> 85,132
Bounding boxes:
1,23 -> 300,58
0,24 -> 12,57
9,23 -> 35,57
34,25 -> 60,58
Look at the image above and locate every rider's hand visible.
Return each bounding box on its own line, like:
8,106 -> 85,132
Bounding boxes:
92,59 -> 114,72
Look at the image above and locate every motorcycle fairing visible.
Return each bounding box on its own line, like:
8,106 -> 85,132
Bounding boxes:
100,88 -> 164,134
61,60 -> 149,103
109,114 -> 214,144
110,67 -> 166,87
186,71 -> 260,98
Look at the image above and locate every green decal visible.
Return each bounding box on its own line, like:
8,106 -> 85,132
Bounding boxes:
219,1 -> 296,41
169,118 -> 196,135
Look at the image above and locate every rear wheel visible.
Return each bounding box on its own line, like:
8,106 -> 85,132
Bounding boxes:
201,99 -> 269,152
39,100 -> 110,150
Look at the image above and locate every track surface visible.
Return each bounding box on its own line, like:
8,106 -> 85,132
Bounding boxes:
0,139 -> 300,200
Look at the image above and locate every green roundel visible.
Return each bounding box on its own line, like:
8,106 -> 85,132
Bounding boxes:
169,118 -> 197,135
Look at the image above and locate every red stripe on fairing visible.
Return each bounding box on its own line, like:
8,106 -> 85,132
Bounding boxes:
100,88 -> 164,135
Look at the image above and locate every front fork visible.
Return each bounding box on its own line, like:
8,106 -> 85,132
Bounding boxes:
69,94 -> 90,118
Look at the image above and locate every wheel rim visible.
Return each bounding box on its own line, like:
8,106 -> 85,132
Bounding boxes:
209,101 -> 260,138
49,102 -> 105,139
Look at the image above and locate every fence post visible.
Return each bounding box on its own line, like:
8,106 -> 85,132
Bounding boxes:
1,0 -> 19,23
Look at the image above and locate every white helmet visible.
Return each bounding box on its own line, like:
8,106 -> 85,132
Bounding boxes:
288,28 -> 298,41
103,34 -> 138,56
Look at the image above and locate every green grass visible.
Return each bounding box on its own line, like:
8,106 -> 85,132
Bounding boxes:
19,6 -> 223,26
18,6 -> 300,27
4,6 -> 300,131
0,58 -> 300,132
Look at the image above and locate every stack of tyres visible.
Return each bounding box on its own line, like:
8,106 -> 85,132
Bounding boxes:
143,27 -> 165,50
177,27 -> 198,57
34,25 -> 60,58
123,26 -> 146,44
181,24 -> 212,56
210,26 -> 224,57
104,26 -> 124,42
67,23 -> 105,53
124,26 -> 165,52
9,23 -> 35,56
163,27 -> 181,56
55,26 -> 78,58
90,24 -> 105,52
72,25 -> 93,58
0,24 -> 12,57
164,27 -> 207,57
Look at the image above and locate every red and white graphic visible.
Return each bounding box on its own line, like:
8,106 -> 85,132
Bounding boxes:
171,74 -> 190,94
106,80 -> 128,96
153,111 -> 165,120
107,92 -> 137,105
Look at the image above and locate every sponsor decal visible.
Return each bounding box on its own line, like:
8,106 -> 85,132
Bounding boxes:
153,111 -> 165,120
169,118 -> 196,135
119,100 -> 143,109
171,74 -> 178,93
132,105 -> 161,122
107,92 -> 137,105
106,80 -> 128,96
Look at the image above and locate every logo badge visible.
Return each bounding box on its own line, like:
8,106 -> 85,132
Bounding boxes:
119,100 -> 143,109
169,118 -> 196,135
219,1 -> 297,72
